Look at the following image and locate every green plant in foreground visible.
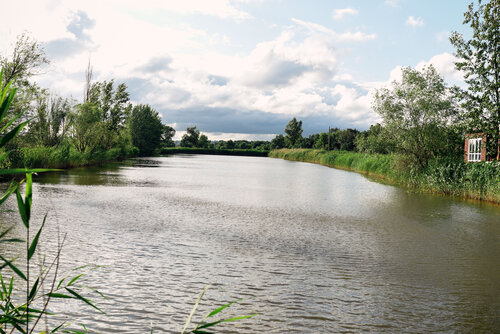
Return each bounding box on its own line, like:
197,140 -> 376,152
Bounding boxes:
180,285 -> 257,334
0,69 -> 104,333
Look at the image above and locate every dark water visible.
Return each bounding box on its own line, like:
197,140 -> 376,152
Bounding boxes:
1,155 -> 500,332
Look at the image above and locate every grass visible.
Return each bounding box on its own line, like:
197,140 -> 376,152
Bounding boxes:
17,144 -> 139,169
269,148 -> 500,204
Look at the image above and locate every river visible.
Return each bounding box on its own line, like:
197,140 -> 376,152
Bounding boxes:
1,155 -> 500,332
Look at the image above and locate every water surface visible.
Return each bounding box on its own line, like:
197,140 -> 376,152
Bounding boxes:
2,155 -> 500,332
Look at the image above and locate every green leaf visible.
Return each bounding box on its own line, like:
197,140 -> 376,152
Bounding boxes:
192,331 -> 214,334
1,110 -> 24,134
25,173 -> 32,222
67,274 -> 83,286
0,238 -> 24,243
28,213 -> 47,260
50,323 -> 65,333
196,314 -> 258,330
57,277 -> 66,290
48,293 -> 73,299
206,299 -> 242,318
65,288 -> 105,314
0,120 -> 29,148
29,278 -> 39,301
0,180 -> 18,206
15,187 -> 28,228
0,254 -> 26,280
0,88 -> 17,123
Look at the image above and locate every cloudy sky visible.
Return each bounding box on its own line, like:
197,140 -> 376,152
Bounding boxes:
0,0 -> 470,140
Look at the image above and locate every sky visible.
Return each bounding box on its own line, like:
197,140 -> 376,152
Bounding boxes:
0,0 -> 471,140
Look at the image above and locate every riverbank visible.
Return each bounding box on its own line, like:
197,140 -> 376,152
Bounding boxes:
269,149 -> 500,204
160,147 -> 269,157
10,144 -> 139,169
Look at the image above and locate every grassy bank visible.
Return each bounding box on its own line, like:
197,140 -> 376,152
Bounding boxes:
160,147 -> 269,157
11,143 -> 139,169
269,149 -> 500,204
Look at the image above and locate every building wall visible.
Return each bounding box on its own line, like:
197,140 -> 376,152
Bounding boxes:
464,133 -> 487,162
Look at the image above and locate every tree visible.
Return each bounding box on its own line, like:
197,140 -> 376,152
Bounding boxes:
0,34 -> 49,124
86,79 -> 132,149
161,125 -> 176,147
129,104 -> 164,156
198,134 -> 210,148
450,0 -> 500,160
0,33 -> 49,88
28,95 -> 71,146
313,133 -> 329,150
373,65 -> 457,169
284,118 -> 303,148
337,128 -> 359,151
180,126 -> 200,147
355,123 -> 395,154
271,134 -> 286,149
68,102 -> 104,153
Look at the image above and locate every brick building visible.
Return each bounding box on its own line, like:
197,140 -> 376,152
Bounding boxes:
464,132 -> 500,162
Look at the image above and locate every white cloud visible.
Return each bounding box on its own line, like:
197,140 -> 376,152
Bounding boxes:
406,16 -> 424,27
332,8 -> 358,20
416,52 -> 464,84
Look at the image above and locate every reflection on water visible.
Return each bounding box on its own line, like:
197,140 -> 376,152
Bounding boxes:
2,155 -> 500,332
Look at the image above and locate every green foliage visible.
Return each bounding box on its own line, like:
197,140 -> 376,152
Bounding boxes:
271,134 -> 285,149
68,102 -> 103,153
198,134 -> 210,149
130,104 -> 164,156
355,123 -> 395,154
161,125 -> 176,147
284,118 -> 303,148
27,95 -> 72,146
373,65 -> 459,170
180,126 -> 201,148
450,0 -> 500,160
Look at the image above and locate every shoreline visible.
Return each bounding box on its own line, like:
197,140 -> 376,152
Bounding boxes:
269,148 -> 500,206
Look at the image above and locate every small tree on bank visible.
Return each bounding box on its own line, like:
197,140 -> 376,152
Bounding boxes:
373,65 -> 458,169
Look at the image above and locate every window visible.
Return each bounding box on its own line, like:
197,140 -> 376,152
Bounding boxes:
468,138 -> 482,162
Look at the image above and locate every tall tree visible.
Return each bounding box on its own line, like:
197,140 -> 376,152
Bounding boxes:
0,33 -> 49,88
373,66 -> 457,169
284,118 -> 303,148
129,104 -> 164,156
29,95 -> 71,146
180,126 -> 200,147
161,125 -> 176,147
450,0 -> 500,159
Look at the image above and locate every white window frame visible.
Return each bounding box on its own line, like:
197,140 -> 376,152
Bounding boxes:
468,137 -> 482,162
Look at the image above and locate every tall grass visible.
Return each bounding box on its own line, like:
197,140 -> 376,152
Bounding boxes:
269,149 -> 500,204
19,144 -> 139,169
